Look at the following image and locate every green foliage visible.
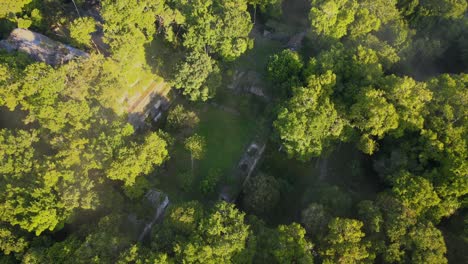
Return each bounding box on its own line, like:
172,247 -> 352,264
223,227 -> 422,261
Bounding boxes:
310,0 -> 358,39
173,51 -> 220,101
174,202 -> 249,263
417,0 -> 467,19
0,0 -> 32,18
312,184 -> 353,216
321,218 -> 372,264
301,203 -> 331,235
101,0 -> 164,88
184,133 -> 206,160
16,17 -> 32,28
249,0 -> 283,19
273,223 -> 314,263
23,236 -> 81,264
101,0 -> 163,47
391,171 -> 440,215
407,222 -> 448,264
274,72 -> 343,160
107,133 -> 168,186
117,244 -> 173,264
74,214 -> 131,263
380,75 -> 432,134
200,168 -> 221,194
266,49 -> 303,97
69,17 -> 96,48
242,173 -> 280,214
0,227 -> 28,255
350,87 -> 399,153
122,176 -> 151,199
166,105 -> 200,131
166,201 -> 204,236
0,1 -> 466,262
171,0 -> 253,60
357,200 -> 383,234
310,0 -> 403,41
179,170 -> 195,191
0,55 -> 168,237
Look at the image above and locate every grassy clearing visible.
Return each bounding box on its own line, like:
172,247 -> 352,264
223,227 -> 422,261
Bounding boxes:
231,35 -> 283,73
155,103 -> 256,202
195,106 -> 255,180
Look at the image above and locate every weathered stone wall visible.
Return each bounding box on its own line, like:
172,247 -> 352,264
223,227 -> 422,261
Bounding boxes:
0,28 -> 88,65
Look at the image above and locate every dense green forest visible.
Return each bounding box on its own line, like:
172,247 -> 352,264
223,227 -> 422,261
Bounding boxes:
0,0 -> 466,263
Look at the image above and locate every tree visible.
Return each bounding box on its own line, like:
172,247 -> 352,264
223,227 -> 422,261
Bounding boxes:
301,203 -> 331,236
74,214 -> 131,263
272,223 -> 314,263
165,201 -> 204,236
200,168 -> 221,194
69,17 -> 96,48
172,51 -> 220,101
391,171 -> 440,215
309,0 -> 358,39
248,0 -> 283,19
242,173 -> 280,214
0,227 -> 28,255
407,222 -> 448,264
0,129 -> 38,179
106,132 -> 169,186
166,105 -> 200,131
184,133 -> 206,172
117,244 -> 172,264
101,0 -> 164,88
321,218 -> 371,264
347,8 -> 380,39
274,72 -> 343,160
310,0 -> 405,41
380,75 -> 432,134
0,55 -> 168,237
171,0 -> 253,60
23,235 -> 81,264
101,0 -> 164,51
357,200 -> 383,234
349,87 -> 399,154
266,50 -> 303,97
174,202 -> 249,263
422,74 -> 467,205
0,0 -> 32,18
417,0 -> 467,20
359,0 -> 400,25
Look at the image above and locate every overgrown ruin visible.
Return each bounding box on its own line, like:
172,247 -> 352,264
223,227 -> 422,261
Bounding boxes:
0,28 -> 88,65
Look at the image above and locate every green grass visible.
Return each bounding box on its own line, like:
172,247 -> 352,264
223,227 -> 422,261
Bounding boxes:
195,106 -> 255,179
154,103 -> 256,202
231,36 -> 283,73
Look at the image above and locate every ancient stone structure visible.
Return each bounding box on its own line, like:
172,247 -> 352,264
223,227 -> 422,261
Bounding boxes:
0,28 -> 89,65
219,141 -> 266,202
227,70 -> 268,99
137,189 -> 170,242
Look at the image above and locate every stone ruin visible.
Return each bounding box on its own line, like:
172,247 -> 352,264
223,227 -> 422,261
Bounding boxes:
0,28 -> 89,65
127,94 -> 170,132
136,189 -> 170,241
286,31 -> 307,51
219,141 -> 266,202
228,70 -> 268,99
